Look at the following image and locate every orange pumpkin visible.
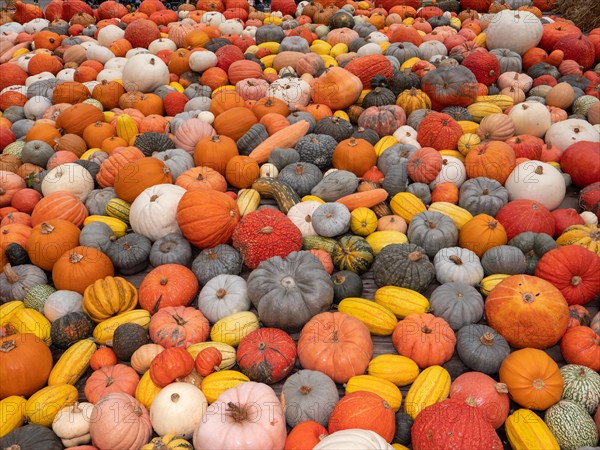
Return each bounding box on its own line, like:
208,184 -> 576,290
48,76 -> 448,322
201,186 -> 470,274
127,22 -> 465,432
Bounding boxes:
92,81 -> 126,110
55,103 -> 104,136
1,223 -> 32,257
83,122 -> 116,149
52,81 -> 90,104
114,158 -> 173,203
25,123 -> 61,147
27,54 -> 63,76
259,113 -> 290,135
28,219 -> 81,271
332,138 -> 377,176
225,155 -> 260,189
252,97 -> 290,119
53,246 -> 115,294
176,190 -> 240,249
31,191 -> 89,228
138,114 -> 168,133
54,134 -> 88,157
97,147 -> 145,188
499,348 -> 563,410
209,89 -> 246,116
139,265 -> 199,313
485,274 -> 569,349
193,135 -> 239,176
176,166 -> 228,192
101,136 -> 129,155
459,214 -> 508,257
132,93 -> 164,116
201,67 -> 229,92
213,107 -> 258,141
84,364 -> 139,403
431,182 -> 459,204
464,140 -> 516,184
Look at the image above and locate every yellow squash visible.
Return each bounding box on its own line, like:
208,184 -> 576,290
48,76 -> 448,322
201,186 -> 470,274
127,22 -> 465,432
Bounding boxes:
505,409 -> 560,450
135,371 -> 162,410
457,120 -> 479,134
0,396 -> 26,438
25,384 -> 78,427
201,370 -> 249,403
187,342 -> 237,370
48,339 -> 97,385
368,354 -> 420,387
428,202 -> 473,230
115,113 -> 139,142
83,276 -> 138,323
105,198 -> 131,223
9,308 -> 51,345
479,274 -> 511,296
457,133 -> 481,156
141,434 -> 193,450
210,311 -> 259,347
374,286 -> 430,319
365,230 -> 408,254
475,94 -> 514,111
467,102 -> 503,122
404,365 -> 451,419
556,224 -> 600,255
93,309 -> 151,345
338,298 -> 397,336
345,375 -> 403,412
350,207 -> 378,237
83,215 -> 128,237
0,301 -> 24,326
236,189 -> 261,217
390,192 -> 426,222
392,445 -> 410,450
374,136 -> 399,157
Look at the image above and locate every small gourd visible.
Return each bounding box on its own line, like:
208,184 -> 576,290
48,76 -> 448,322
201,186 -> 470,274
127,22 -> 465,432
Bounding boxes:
51,402 -> 94,447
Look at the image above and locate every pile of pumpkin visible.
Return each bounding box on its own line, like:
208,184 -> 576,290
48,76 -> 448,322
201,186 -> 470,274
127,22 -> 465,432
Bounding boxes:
1,0 -> 600,448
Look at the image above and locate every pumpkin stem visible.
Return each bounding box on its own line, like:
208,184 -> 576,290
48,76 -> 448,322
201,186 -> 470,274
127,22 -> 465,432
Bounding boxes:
464,395 -> 478,407
258,342 -> 266,351
0,339 -> 16,353
5,445 -> 21,450
216,288 -> 227,299
571,276 -> 582,286
40,222 -> 55,234
173,313 -> 186,326
211,135 -> 221,143
408,251 -> 423,262
280,276 -> 296,289
495,383 -> 509,394
521,292 -> 535,303
449,255 -> 463,265
534,165 -> 544,175
258,226 -> 273,234
150,194 -> 159,202
171,393 -> 180,403
3,264 -> 19,284
69,252 -> 84,263
226,402 -> 249,422
532,378 -> 545,390
480,332 -> 496,346
421,326 -> 432,334
160,277 -> 168,286
105,376 -> 115,387
207,250 -> 218,261
300,385 -> 312,395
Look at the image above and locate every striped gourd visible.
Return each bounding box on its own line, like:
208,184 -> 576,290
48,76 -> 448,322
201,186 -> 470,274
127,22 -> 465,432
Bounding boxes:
115,114 -> 139,142
368,354 -> 420,386
48,339 -> 97,385
210,311 -> 259,347
105,198 -> 131,223
0,300 -> 24,326
187,342 -> 237,370
135,370 -> 162,410
458,120 -> 479,134
457,133 -> 481,156
475,95 -> 514,111
365,231 -> 408,254
544,400 -> 598,450
404,365 -> 451,419
428,202 -> 473,230
473,31 -> 486,47
374,136 -> 399,157
25,384 -> 78,427
560,364 -> 600,414
0,396 -> 26,438
252,178 -> 299,214
83,215 -> 128,237
236,189 -> 261,218
302,235 -> 337,254
467,102 -> 503,123
201,370 -> 250,403
374,286 -> 430,319
505,409 -> 559,450
345,375 -> 403,412
338,298 -> 397,336
438,150 -> 464,162
9,308 -> 51,345
390,192 -> 426,223
93,309 -> 151,345
479,274 -> 511,296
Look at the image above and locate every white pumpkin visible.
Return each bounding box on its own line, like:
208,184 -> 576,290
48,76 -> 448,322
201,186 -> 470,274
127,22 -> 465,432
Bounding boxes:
418,40 -> 447,60
126,48 -> 151,58
504,160 -> 566,210
219,19 -> 244,36
85,44 -> 115,65
544,119 -> 600,152
184,96 -> 212,112
580,211 -> 598,225
97,24 -> 124,47
122,53 -> 170,93
496,71 -> 533,92
56,68 -> 76,82
430,156 -> 467,188
485,10 -> 543,55
148,38 -> 177,54
84,98 -> 103,111
367,32 -> 389,45
24,96 -> 53,120
17,53 -> 34,72
42,163 -> 95,201
201,11 -> 225,26
189,51 -> 218,73
150,382 -> 207,440
267,77 -> 311,111
287,201 -> 321,236
129,184 -> 186,241
0,85 -> 27,96
196,111 -> 215,124
52,402 -> 95,447
314,429 -> 394,450
433,247 -> 485,286
83,81 -> 100,94
198,274 -> 250,324
96,69 -> 123,83
25,72 -> 55,87
104,57 -> 128,70
79,41 -> 96,50
393,125 -> 419,145
242,26 -> 257,39
508,101 -> 551,137
44,290 -> 83,322
260,163 -> 279,178
357,42 -> 382,57
24,18 -> 50,35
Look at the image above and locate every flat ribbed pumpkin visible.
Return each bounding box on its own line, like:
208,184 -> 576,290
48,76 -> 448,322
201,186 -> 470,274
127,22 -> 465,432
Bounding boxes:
213,107 -> 258,141
97,147 -> 146,188
465,141 -> 516,185
176,190 -> 240,249
31,191 -> 88,228
114,158 -> 172,203
55,103 -> 104,136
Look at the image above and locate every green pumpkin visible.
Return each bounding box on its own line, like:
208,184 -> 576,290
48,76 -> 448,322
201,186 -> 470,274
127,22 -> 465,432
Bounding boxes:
50,311 -> 95,349
0,424 -> 63,450
508,232 -> 557,274
331,270 -> 363,303
560,365 -> 600,415
372,243 -> 435,292
313,117 -> 354,142
296,134 -> 338,170
544,400 -> 599,450
112,323 -> 149,361
332,236 -> 374,274
24,284 -> 56,312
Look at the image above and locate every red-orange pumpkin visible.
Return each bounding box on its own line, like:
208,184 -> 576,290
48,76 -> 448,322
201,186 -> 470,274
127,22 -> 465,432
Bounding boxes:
139,264 -> 199,313
149,306 -> 209,348
31,191 -> 88,228
84,364 -> 139,403
560,326 -> 600,371
114,158 -> 172,203
150,347 -> 195,387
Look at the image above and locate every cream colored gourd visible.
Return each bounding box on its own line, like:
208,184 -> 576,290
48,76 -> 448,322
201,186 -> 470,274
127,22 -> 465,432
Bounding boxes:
430,156 -> 467,188
150,382 -> 207,440
287,201 -> 321,236
129,184 -> 186,241
148,38 -> 177,54
42,163 -> 95,201
43,290 -> 83,322
130,343 -> 165,374
122,53 -> 170,93
51,402 -> 95,447
485,10 -> 543,55
508,102 -> 551,138
314,429 -> 394,449
198,274 -> 250,324
505,161 -> 566,210
97,25 -> 124,47
189,51 -> 218,72
544,119 -> 600,152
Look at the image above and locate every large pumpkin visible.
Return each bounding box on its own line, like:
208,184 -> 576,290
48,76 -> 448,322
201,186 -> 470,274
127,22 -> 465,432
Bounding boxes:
31,191 -> 89,228
310,67 -> 362,111
176,190 -> 240,249
55,103 -> 104,136
84,363 -> 140,403
495,200 -> 555,240
27,219 -> 81,271
52,246 -> 115,294
485,274 -> 569,349
332,138 -> 377,177
139,264 -> 199,313
421,66 -> 479,110
465,141 -> 516,185
114,158 -> 173,203
459,214 -> 508,258
149,306 -> 209,349
297,312 -> 373,384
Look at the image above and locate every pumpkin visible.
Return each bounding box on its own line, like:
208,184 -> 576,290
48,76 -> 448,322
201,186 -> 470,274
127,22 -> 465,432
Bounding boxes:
560,326 -> 600,372
55,103 -> 104,136
560,141 -> 600,188
197,274 -> 249,324
31,191 -> 89,228
417,113 -> 463,151
429,282 -> 484,331
499,348 -> 563,410
138,264 -> 198,313
52,246 -> 115,295
372,243 -> 435,292
81,276 -> 137,323
50,311 -> 94,349
89,393 -> 152,450
456,324 -> 510,375
194,135 -> 239,177
0,424 -> 62,450
247,251 -> 333,332
560,364 -> 600,415
195,347 -> 222,377
421,66 -> 479,110
90,347 -> 118,372
496,200 -> 555,240
544,400 -> 599,450
311,67 -> 363,110
149,306 -> 209,349
193,381 -> 286,450
505,161 -> 566,211
285,421 -> 329,450
0,333 -> 53,399
113,158 -> 172,204
465,141 -> 516,185
331,138 -> 377,176
27,220 -> 80,272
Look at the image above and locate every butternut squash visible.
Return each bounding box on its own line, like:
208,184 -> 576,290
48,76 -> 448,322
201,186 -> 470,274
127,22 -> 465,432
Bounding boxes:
249,120 -> 310,163
336,189 -> 389,211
